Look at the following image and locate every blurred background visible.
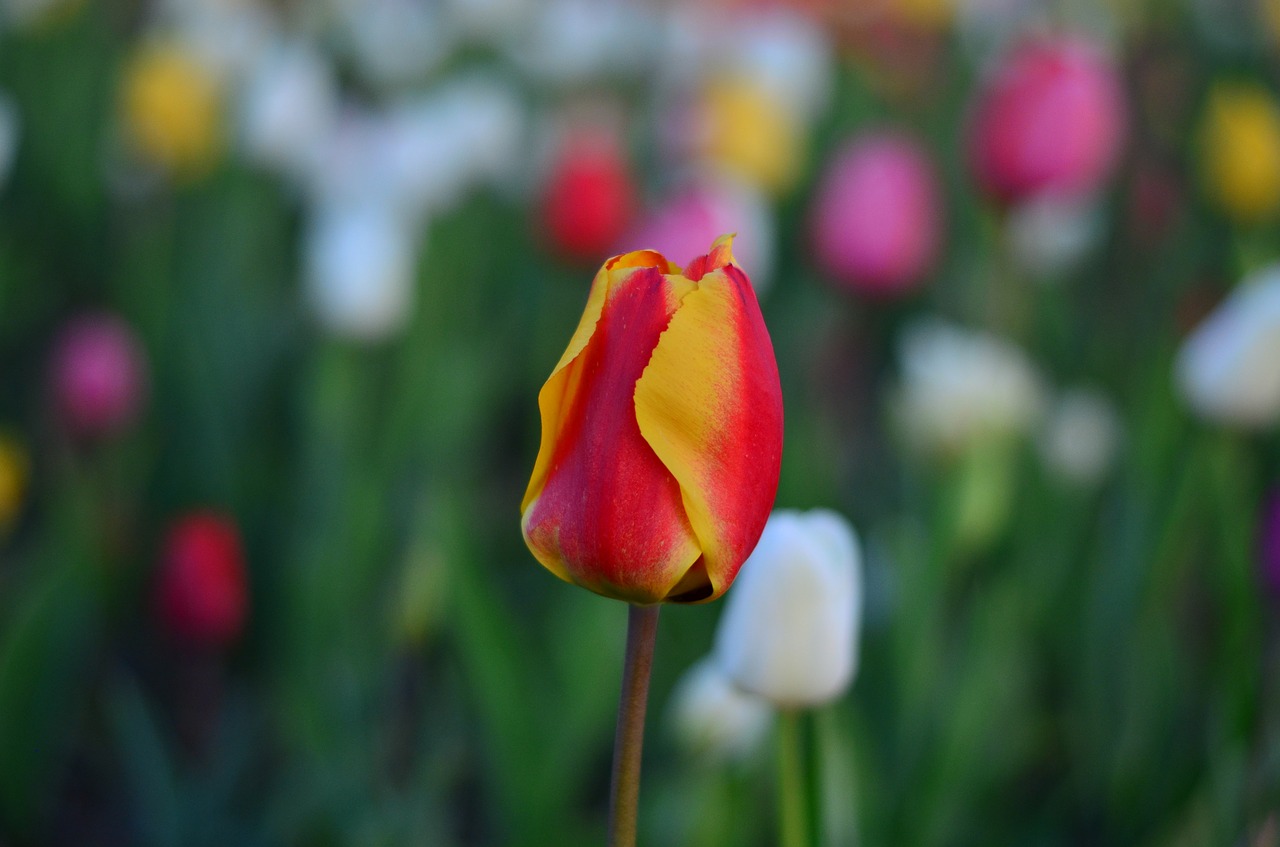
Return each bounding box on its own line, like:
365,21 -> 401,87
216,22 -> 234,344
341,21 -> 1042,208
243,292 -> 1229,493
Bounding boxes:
1,0 -> 1279,844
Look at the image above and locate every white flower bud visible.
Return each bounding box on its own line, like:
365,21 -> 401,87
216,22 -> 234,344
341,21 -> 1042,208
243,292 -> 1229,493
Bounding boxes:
714,510 -> 862,709
668,658 -> 772,762
1038,387 -> 1122,484
1175,267 -> 1280,428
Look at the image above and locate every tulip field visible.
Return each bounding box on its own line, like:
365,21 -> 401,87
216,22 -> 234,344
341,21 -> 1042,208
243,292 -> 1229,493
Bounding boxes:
2,1 -> 1280,845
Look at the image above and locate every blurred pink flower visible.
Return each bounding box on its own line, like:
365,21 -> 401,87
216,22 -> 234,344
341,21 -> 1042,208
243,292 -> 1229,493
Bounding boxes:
967,35 -> 1126,204
809,131 -> 942,297
624,174 -> 774,291
49,313 -> 147,439
155,511 -> 249,648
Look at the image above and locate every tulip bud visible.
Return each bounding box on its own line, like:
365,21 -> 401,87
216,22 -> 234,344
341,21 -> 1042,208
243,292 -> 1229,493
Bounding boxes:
625,174 -> 774,293
1260,491 -> 1280,599
668,658 -> 772,762
696,77 -> 803,195
49,313 -> 148,439
304,201 -> 417,341
713,510 -> 862,708
1037,388 -> 1122,485
1175,266 -> 1280,428
155,511 -> 249,648
238,39 -> 338,177
1199,81 -> 1280,225
521,236 -> 783,604
809,131 -> 942,297
967,35 -> 1125,204
120,41 -> 223,177
894,319 -> 1045,458
540,129 -> 635,262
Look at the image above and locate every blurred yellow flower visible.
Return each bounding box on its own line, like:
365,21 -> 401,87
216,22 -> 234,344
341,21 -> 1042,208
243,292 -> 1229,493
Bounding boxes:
1201,81 -> 1280,224
0,435 -> 28,534
699,77 -> 803,195
893,0 -> 952,30
121,42 -> 223,177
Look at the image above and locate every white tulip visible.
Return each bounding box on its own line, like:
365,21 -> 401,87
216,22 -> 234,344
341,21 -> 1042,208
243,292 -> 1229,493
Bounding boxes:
714,510 -> 862,709
336,0 -> 454,88
668,658 -> 772,762
239,39 -> 338,178
1037,387 -> 1122,484
894,319 -> 1046,457
1006,195 -> 1102,280
304,201 -> 417,341
1176,266 -> 1280,428
720,10 -> 834,128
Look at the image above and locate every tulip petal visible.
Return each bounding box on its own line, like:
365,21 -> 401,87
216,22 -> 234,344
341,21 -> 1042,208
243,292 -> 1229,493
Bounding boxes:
634,251 -> 783,602
522,249 -> 679,515
522,264 -> 702,603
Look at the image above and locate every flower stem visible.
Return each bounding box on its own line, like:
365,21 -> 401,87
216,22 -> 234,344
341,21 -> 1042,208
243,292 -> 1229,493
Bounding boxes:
607,603 -> 661,847
778,710 -> 811,847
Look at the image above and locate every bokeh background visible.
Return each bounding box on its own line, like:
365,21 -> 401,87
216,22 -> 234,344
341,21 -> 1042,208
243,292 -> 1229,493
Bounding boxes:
1,0 -> 1280,844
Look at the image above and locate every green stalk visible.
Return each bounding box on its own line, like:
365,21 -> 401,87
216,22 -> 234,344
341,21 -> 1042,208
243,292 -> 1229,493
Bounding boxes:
778,711 -> 811,847
607,604 -> 661,847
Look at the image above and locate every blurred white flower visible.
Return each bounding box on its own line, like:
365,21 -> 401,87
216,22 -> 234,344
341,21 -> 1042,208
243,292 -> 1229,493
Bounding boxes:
668,658 -> 772,762
238,39 -> 338,177
304,201 -> 417,341
510,0 -> 656,86
714,510 -> 862,709
1176,267 -> 1280,428
895,319 -> 1046,456
0,94 -> 19,190
1006,195 -> 1102,280
718,10 -> 834,128
158,0 -> 275,86
1037,387 -> 1122,485
445,0 -> 531,43
334,0 -> 454,88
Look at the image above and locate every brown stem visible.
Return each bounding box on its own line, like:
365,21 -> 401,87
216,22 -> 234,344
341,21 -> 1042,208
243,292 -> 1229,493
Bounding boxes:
606,603 -> 661,847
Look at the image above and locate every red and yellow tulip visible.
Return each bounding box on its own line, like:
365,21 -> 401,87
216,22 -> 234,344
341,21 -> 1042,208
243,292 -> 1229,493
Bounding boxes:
521,236 -> 783,605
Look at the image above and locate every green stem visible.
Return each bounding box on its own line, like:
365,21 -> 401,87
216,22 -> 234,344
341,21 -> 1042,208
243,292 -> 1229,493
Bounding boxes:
778,711 -> 810,847
607,604 -> 661,847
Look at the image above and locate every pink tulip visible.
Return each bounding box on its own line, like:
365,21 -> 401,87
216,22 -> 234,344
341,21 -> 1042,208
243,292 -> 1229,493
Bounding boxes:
967,36 -> 1126,204
809,131 -> 942,297
49,313 -> 147,439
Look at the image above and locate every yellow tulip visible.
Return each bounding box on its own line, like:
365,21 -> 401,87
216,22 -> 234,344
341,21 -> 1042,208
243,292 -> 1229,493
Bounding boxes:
121,42 -> 223,177
699,77 -> 803,195
1201,81 -> 1280,224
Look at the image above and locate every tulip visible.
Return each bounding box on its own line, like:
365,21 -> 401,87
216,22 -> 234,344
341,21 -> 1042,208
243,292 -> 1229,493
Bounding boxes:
238,39 -> 338,177
1260,491 -> 1280,598
625,173 -> 774,293
1006,194 -> 1102,278
1199,81 -> 1280,224
155,511 -> 249,648
668,657 -> 772,762
0,434 -> 27,535
967,35 -> 1125,204
894,318 -> 1045,458
303,200 -> 417,341
540,129 -> 635,262
713,509 -> 862,708
696,76 -> 804,195
120,41 -> 223,177
49,313 -> 148,439
1037,387 -> 1122,485
723,10 -> 834,127
809,131 -> 942,297
521,235 -> 783,605
1175,266 -> 1280,428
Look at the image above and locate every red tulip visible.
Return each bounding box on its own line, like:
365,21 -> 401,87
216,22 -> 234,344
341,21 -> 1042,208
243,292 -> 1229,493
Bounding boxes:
49,313 -> 147,439
540,130 -> 635,261
521,236 -> 783,604
155,512 -> 249,647
967,35 -> 1125,204
809,131 -> 942,296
